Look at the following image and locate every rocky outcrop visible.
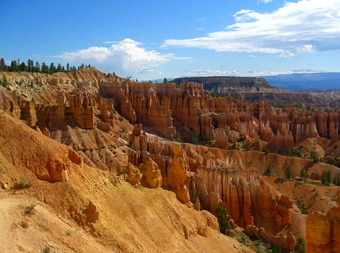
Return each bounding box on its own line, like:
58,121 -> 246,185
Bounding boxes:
306,194 -> 340,253
138,154 -> 163,188
121,163 -> 142,187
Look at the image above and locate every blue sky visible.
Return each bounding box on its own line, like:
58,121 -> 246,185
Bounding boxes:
1,0 -> 340,80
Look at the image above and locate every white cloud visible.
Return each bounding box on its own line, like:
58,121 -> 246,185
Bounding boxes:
258,0 -> 272,4
185,69 -> 240,76
162,0 -> 340,56
58,39 -> 172,75
197,17 -> 207,23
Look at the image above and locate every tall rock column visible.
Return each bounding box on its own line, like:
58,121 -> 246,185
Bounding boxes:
164,144 -> 191,203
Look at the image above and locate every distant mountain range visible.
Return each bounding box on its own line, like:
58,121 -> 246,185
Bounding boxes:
261,72 -> 340,91
159,72 -> 340,92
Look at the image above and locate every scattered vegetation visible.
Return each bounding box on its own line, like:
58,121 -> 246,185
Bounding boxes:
299,169 -> 308,182
234,230 -> 281,253
296,197 -> 308,215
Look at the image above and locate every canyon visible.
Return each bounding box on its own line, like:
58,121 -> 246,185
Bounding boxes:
0,68 -> 339,252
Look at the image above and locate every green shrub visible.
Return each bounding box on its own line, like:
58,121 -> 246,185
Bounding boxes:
16,177 -> 32,189
284,164 -> 292,179
294,238 -> 306,253
216,204 -> 232,234
24,203 -> 37,216
191,131 -> 199,144
321,170 -> 331,186
300,169 -> 308,182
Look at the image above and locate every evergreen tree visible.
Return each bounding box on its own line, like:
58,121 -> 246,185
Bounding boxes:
66,63 -> 70,72
216,204 -> 232,234
27,59 -> 34,72
56,63 -> 62,72
34,61 -> 40,72
49,62 -> 56,74
41,62 -> 49,73
321,170 -> 332,186
0,58 -> 7,71
10,60 -> 17,72
284,164 -> 292,179
332,172 -> 340,186
19,62 -> 27,71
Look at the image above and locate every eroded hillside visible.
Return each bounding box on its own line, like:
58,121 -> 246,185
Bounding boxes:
0,69 -> 339,252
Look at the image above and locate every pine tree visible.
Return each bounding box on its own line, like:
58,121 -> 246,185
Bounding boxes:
10,60 -> 17,72
41,62 -> 49,73
19,62 -> 27,71
34,61 -> 40,72
0,58 -> 7,71
49,62 -> 56,74
56,63 -> 62,72
321,170 -> 331,186
27,59 -> 34,72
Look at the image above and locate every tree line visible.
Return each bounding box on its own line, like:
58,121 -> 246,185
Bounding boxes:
0,58 -> 93,74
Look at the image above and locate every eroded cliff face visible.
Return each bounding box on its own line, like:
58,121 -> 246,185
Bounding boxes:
125,124 -> 315,251
2,69 -> 340,157
1,69 -> 340,252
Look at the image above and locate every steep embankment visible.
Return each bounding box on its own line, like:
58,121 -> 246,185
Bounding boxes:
0,109 -> 249,252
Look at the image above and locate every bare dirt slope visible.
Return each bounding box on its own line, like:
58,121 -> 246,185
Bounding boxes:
0,194 -> 110,253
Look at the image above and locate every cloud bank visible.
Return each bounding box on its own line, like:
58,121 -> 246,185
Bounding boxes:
163,0 -> 340,57
58,39 -> 172,75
